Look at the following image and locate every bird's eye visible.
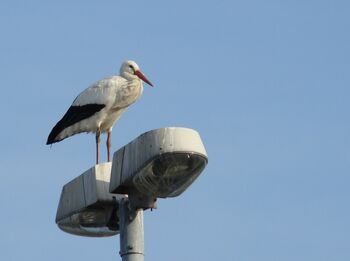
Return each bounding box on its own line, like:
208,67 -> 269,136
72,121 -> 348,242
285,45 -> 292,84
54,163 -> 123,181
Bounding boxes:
129,65 -> 136,74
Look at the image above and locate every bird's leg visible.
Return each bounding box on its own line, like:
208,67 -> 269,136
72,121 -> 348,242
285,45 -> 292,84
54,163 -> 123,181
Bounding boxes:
107,130 -> 112,162
96,128 -> 101,165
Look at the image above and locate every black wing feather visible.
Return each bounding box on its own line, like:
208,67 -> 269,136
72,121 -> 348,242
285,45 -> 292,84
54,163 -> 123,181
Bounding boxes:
46,104 -> 105,144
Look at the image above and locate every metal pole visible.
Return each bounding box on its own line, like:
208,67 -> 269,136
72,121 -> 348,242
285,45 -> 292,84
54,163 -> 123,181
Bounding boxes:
119,198 -> 144,261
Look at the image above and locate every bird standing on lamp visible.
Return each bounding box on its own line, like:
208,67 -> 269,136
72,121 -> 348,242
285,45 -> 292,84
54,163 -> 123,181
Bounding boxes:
47,60 -> 153,164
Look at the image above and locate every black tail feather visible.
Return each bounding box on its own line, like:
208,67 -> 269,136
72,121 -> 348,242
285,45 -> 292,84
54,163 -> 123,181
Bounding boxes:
46,104 -> 105,145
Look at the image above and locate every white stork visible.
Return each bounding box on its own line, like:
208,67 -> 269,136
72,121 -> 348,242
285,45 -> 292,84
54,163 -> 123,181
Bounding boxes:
46,60 -> 153,164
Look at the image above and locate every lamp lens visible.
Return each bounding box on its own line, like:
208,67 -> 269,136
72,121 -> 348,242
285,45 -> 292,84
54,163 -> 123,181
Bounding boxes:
133,153 -> 207,198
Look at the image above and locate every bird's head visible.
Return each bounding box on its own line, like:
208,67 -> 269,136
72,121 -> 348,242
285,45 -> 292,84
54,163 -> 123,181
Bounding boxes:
120,60 -> 153,87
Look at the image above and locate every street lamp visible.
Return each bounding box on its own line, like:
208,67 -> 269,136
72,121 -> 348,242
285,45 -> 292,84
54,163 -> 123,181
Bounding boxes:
109,127 -> 208,209
56,163 -> 124,237
55,127 -> 208,260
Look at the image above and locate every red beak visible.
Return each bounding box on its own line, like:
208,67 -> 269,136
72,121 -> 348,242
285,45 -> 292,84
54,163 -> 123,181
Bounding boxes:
135,70 -> 153,87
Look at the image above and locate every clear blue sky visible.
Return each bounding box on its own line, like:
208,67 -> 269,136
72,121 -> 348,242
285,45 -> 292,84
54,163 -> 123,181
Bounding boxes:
1,1 -> 349,260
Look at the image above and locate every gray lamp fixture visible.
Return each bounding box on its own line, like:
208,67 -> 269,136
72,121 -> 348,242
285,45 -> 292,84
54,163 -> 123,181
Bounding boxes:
109,127 -> 208,209
55,163 -> 124,237
55,127 -> 208,260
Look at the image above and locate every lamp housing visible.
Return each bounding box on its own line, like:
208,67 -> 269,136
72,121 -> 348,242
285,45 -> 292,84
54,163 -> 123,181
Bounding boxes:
56,163 -> 124,237
109,127 -> 208,207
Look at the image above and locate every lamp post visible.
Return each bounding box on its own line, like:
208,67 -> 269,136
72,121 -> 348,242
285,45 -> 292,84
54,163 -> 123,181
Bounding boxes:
119,198 -> 144,261
55,127 -> 208,260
